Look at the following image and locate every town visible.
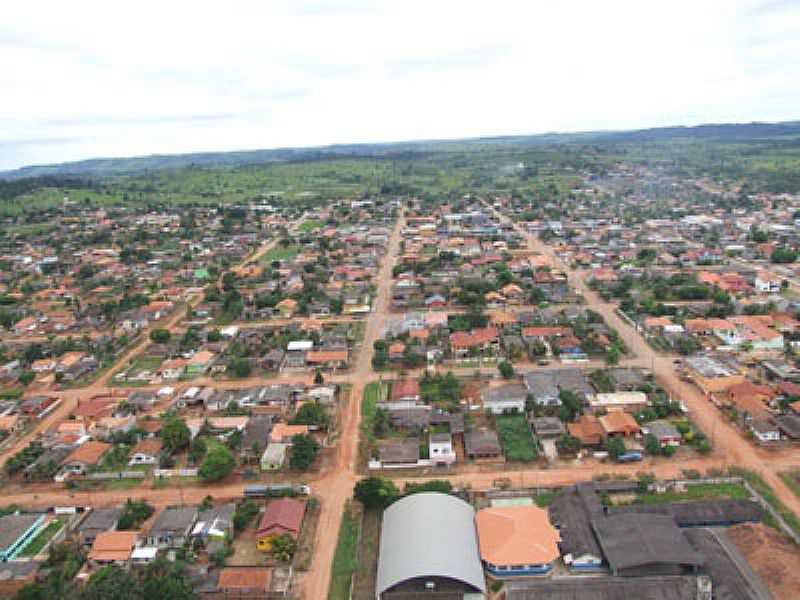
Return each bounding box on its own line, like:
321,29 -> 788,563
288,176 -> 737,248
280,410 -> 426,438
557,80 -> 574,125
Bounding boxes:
0,125 -> 799,600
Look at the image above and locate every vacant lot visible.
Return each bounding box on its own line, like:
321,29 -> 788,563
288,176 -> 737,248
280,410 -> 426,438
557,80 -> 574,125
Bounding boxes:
728,523 -> 800,600
635,482 -> 750,505
496,414 -> 538,461
262,245 -> 299,263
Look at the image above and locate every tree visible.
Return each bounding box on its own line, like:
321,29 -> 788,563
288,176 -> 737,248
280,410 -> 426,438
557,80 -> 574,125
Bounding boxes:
771,247 -> 798,264
403,480 -> 452,495
289,434 -> 320,471
558,390 -> 583,422
498,360 -> 515,379
556,434 -> 582,455
270,534 -> 297,562
605,346 -> 620,366
188,436 -> 207,465
149,328 -> 171,344
161,415 -> 190,453
84,565 -> 139,600
607,437 -> 626,460
354,477 -> 400,509
290,402 -> 330,428
117,499 -> 154,530
644,434 -> 661,456
199,445 -> 236,482
314,369 -> 324,384
227,357 -> 252,378
18,371 -> 35,385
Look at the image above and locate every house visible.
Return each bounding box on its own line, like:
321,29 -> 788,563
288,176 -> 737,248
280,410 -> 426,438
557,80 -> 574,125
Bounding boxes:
377,439 -> 420,467
185,350 -> 215,375
599,411 -> 641,438
256,497 -> 305,551
449,327 -> 499,356
88,531 -> 138,566
375,493 -> 485,599
379,378 -> 421,411
429,433 -> 456,465
481,383 -> 527,414
61,441 -> 111,475
524,369 -> 593,407
217,568 -> 272,595
192,503 -> 235,546
476,505 -> 561,576
750,418 -> 780,443
0,514 -> 45,561
128,438 -> 162,466
275,298 -> 298,318
270,422 -> 309,444
465,430 -> 502,460
260,442 -> 289,471
306,349 -> 348,369
754,271 -> 782,294
647,420 -> 681,447
76,507 -> 122,547
145,506 -> 198,549
568,415 -> 605,447
588,392 -> 649,414
240,416 -> 273,462
530,417 -> 565,439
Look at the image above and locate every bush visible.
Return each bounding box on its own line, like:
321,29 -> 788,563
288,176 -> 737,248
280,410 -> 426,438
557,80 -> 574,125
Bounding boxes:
149,328 -> 171,344
199,445 -> 236,482
289,434 -> 320,471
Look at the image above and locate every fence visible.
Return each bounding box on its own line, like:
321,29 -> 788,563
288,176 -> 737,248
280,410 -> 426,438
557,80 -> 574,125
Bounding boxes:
153,468 -> 199,478
86,471 -> 146,481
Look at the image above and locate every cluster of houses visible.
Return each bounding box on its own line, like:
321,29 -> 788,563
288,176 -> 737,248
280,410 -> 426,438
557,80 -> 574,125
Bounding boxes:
368,366 -> 696,470
0,493 -> 309,597
390,206 -> 573,312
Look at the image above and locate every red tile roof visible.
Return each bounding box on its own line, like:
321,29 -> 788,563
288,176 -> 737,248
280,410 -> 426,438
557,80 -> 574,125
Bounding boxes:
256,498 -> 305,540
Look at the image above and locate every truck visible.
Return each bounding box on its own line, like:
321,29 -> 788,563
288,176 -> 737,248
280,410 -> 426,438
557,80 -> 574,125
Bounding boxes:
244,483 -> 311,498
616,451 -> 643,463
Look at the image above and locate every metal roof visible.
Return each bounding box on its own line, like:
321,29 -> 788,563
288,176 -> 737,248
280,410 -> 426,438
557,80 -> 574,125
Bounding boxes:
376,492 -> 486,596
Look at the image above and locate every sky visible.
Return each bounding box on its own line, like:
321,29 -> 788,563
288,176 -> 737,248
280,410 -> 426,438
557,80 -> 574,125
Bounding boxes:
2,0 -> 800,170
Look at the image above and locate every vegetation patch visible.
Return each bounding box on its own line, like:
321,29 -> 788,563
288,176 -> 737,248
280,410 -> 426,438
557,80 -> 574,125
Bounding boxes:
328,502 -> 361,600
496,414 -> 538,461
19,518 -> 64,557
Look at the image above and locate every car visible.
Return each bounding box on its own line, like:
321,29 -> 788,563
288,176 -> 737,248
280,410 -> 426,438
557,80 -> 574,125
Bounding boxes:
537,359 -> 550,366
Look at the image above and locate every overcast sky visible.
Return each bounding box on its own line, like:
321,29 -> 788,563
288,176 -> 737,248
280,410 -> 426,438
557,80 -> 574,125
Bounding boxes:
2,0 -> 799,170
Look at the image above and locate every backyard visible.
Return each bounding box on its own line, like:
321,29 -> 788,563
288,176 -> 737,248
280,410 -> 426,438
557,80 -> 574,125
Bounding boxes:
495,414 -> 538,461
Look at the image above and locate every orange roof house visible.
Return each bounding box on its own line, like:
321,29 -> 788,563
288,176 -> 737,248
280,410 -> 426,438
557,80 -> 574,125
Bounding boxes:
568,415 -> 605,446
305,350 -> 348,365
475,505 -> 561,572
62,441 -> 111,470
89,531 -> 138,564
270,422 -> 309,443
599,411 -> 641,437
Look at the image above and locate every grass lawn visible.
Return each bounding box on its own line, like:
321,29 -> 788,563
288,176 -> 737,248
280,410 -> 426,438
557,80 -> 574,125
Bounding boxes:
496,414 -> 538,461
328,502 -> 361,600
733,468 -> 800,537
298,219 -> 323,233
635,483 -> 750,505
779,470 -> 800,499
534,491 -> 558,507
262,245 -> 299,263
19,519 -> 63,557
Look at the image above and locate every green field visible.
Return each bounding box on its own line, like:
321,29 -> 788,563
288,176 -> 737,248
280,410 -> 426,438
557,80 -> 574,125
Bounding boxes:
298,219 -> 324,233
328,503 -> 361,600
635,482 -> 750,505
496,414 -> 538,461
261,245 -> 300,263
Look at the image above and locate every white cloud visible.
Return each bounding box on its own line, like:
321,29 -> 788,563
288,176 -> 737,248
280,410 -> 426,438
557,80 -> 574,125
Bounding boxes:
1,0 -> 799,169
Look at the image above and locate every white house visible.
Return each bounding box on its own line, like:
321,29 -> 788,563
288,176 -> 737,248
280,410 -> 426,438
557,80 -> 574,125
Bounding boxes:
754,272 -> 781,294
260,442 -> 288,471
481,383 -> 527,414
429,433 -> 456,466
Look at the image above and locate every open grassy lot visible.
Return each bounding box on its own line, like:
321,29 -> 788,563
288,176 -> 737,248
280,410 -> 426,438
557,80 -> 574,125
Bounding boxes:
298,219 -> 323,233
635,482 -> 750,505
328,502 -> 361,600
261,244 -> 300,263
732,468 -> 800,537
779,469 -> 800,499
496,414 -> 538,461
